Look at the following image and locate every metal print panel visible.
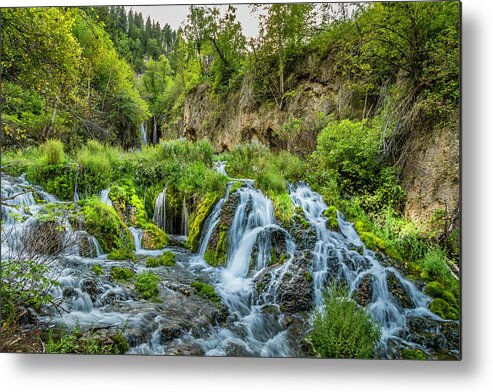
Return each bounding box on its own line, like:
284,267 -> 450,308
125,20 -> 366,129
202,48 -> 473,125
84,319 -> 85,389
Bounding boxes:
0,1 -> 461,359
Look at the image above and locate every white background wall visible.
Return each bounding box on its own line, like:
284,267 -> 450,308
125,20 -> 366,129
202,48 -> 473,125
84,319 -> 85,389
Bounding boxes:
0,0 -> 491,391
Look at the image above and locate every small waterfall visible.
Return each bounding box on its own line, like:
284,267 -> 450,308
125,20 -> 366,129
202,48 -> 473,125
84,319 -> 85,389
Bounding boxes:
74,165 -> 80,202
153,188 -> 166,231
140,123 -> 147,147
181,197 -> 189,237
214,161 -> 227,176
289,183 -> 438,356
197,184 -> 294,357
99,188 -> 113,207
129,227 -> 143,251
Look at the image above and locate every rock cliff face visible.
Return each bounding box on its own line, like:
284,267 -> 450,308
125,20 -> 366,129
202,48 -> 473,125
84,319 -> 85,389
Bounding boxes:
401,121 -> 460,227
178,61 -> 459,228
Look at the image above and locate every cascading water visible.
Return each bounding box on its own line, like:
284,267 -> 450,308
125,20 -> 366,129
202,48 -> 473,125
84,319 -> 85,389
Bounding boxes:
180,197 -> 190,237
153,188 -> 166,230
140,122 -> 147,147
194,184 -> 295,357
0,170 -> 459,358
99,188 -> 113,207
289,183 -> 457,357
74,165 -> 80,202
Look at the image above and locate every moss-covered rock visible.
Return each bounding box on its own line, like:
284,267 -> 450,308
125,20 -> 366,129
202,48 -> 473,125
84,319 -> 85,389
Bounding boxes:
142,222 -> 169,249
186,193 -> 221,252
204,225 -> 228,267
146,251 -> 176,267
323,205 -> 339,231
424,281 -> 458,307
91,264 -> 104,275
79,197 -> 133,253
354,220 -> 403,262
429,298 -> 459,320
402,348 -> 427,360
191,281 -> 220,304
107,248 -> 137,261
110,267 -> 134,281
386,271 -> 414,309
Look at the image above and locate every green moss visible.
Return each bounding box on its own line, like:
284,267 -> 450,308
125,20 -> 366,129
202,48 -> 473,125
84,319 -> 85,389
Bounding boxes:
305,271 -> 313,282
79,197 -> 133,253
187,193 -> 220,252
191,281 -> 220,304
323,206 -> 339,231
110,267 -> 134,281
135,271 -> 160,300
429,298 -> 459,320
91,264 -> 103,276
142,223 -> 169,249
355,220 -> 403,262
402,349 -> 427,360
204,226 -> 228,267
146,251 -> 176,267
107,248 -> 137,261
425,281 -> 458,307
230,181 -> 243,193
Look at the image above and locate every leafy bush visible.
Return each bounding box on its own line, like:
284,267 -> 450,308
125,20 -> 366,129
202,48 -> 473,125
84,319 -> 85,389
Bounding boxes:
40,139 -> 65,165
307,284 -> 381,358
45,326 -> 128,354
135,271 -> 160,300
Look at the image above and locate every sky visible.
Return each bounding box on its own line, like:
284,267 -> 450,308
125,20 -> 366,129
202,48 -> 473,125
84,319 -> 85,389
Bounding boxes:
125,4 -> 261,38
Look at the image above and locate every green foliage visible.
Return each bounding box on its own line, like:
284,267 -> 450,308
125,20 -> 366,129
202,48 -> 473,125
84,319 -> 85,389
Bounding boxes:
270,192 -> 295,227
191,281 -> 220,304
45,326 -> 128,354
40,139 -> 65,165
323,206 -> 339,231
110,267 -> 134,281
308,284 -> 381,358
1,259 -> 54,324
135,271 -> 160,300
311,117 -> 404,213
146,251 -> 176,267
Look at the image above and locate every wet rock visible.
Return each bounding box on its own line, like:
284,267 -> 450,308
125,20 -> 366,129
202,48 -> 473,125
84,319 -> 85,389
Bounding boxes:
63,287 -> 77,300
80,278 -> 99,302
225,342 -> 254,357
353,274 -> 374,306
386,271 -> 414,309
25,220 -> 64,255
159,323 -> 183,343
279,252 -> 313,313
251,226 -> 289,270
76,232 -> 99,257
406,316 -> 460,358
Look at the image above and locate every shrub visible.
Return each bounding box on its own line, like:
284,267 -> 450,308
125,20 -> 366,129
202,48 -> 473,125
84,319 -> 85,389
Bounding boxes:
146,251 -> 176,267
324,206 -> 339,231
307,284 -> 381,358
40,139 -> 65,165
107,248 -> 137,261
45,326 -> 128,354
135,271 -> 160,300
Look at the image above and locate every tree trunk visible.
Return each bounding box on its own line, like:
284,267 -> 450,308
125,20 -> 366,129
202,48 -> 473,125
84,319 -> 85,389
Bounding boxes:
45,102 -> 57,140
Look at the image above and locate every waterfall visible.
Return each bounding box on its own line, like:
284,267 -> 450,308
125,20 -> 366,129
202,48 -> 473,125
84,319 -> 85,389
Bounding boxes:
196,184 -> 294,357
99,188 -> 113,207
129,227 -> 143,251
289,183 -> 437,355
74,165 -> 80,202
214,161 -> 227,176
140,122 -> 147,147
181,197 -> 189,236
153,188 -> 166,230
